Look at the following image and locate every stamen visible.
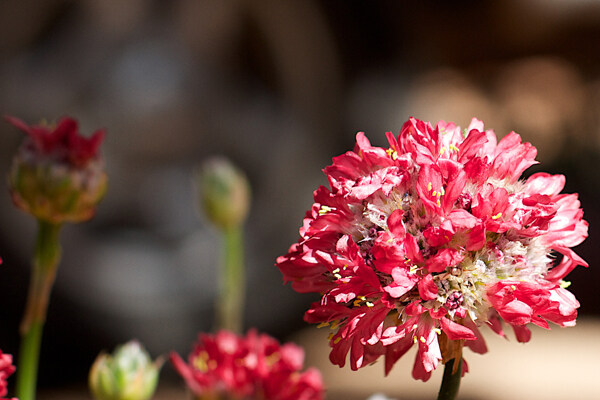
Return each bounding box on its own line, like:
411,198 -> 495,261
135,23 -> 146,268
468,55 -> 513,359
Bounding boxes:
560,280 -> 571,289
319,205 -> 336,216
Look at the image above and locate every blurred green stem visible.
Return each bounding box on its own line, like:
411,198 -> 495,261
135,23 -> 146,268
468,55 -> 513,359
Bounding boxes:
216,226 -> 245,333
16,220 -> 62,400
437,357 -> 463,400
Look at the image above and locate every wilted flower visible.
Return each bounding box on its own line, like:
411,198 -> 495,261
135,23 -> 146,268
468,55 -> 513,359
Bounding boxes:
5,116 -> 107,224
276,117 -> 588,381
197,157 -> 251,230
89,341 -> 162,400
0,349 -> 16,400
170,330 -> 324,400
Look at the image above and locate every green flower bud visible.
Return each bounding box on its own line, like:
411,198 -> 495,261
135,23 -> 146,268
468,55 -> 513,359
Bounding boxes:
89,341 -> 163,400
197,157 -> 251,230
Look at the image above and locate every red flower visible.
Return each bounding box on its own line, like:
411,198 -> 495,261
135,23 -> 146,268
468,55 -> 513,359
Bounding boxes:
0,350 -> 16,399
170,330 -> 324,400
276,117 -> 588,381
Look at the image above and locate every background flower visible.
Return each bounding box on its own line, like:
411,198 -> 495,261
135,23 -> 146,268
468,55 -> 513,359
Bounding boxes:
5,116 -> 107,224
170,330 -> 324,400
0,349 -> 16,400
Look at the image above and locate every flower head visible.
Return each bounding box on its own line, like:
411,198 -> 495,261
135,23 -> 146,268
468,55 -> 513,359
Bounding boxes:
170,330 -> 324,400
276,117 -> 588,381
0,349 -> 16,400
6,116 -> 107,224
89,341 -> 163,400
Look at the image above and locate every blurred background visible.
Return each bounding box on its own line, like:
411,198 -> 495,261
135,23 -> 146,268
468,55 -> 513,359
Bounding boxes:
0,0 -> 599,399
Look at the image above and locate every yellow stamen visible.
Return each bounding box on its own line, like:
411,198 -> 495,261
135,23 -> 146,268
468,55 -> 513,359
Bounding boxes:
319,205 -> 336,216
560,280 -> 572,289
386,148 -> 399,160
193,352 -> 210,372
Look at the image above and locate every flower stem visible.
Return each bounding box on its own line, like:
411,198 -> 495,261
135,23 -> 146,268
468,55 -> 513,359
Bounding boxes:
16,220 -> 62,400
216,226 -> 245,333
437,357 -> 463,400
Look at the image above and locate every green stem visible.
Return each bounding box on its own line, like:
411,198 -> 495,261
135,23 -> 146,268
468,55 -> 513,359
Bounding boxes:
16,220 -> 62,400
437,358 -> 463,400
216,226 -> 245,333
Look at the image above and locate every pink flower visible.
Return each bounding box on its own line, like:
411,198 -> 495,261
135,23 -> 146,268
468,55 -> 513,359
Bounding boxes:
0,349 -> 16,400
170,330 -> 324,400
276,117 -> 588,381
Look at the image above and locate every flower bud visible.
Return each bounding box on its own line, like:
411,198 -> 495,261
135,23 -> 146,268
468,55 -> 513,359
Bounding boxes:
89,341 -> 162,400
5,116 -> 107,224
197,157 -> 250,230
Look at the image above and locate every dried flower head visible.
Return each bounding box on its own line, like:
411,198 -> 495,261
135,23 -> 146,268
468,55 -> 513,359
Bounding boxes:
6,116 -> 107,224
276,117 -> 588,381
170,330 -> 324,400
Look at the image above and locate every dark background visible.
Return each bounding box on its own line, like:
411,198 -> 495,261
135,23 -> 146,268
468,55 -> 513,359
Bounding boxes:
0,0 -> 598,390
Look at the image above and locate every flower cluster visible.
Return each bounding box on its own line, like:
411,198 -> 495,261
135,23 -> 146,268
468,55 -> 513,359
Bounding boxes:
170,330 -> 324,400
276,117 -> 588,380
0,349 -> 16,400
5,116 -> 107,224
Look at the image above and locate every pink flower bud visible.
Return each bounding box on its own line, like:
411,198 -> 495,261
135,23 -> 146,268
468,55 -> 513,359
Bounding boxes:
6,116 -> 107,224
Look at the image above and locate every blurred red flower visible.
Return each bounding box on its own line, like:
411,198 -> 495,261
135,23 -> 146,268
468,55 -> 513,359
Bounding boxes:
0,350 -> 16,400
170,330 -> 324,400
